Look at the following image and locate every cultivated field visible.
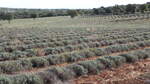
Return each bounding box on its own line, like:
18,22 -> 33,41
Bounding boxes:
0,16 -> 150,84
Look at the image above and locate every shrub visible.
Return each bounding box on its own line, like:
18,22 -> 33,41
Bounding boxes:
17,45 -> 27,51
144,41 -> 150,46
108,45 -> 120,53
0,52 -> 12,61
12,74 -> 43,84
0,61 -> 23,73
83,50 -> 95,58
4,46 -> 14,52
44,48 -> 54,55
58,47 -> 65,53
34,48 -> 45,56
65,45 -> 74,52
77,51 -> 87,58
80,44 -> 89,50
12,51 -> 27,59
55,42 -> 64,46
88,42 -> 99,48
47,67 -> 75,81
30,57 -> 49,68
106,40 -> 114,45
58,55 -> 68,63
25,49 -> 36,57
45,55 -> 66,65
47,42 -> 56,47
67,64 -> 88,77
144,48 -> 150,57
45,55 -> 58,65
127,44 -> 139,50
120,53 -> 139,63
118,45 -> 130,51
19,59 -> 32,70
139,73 -> 150,79
0,75 -> 12,84
91,48 -> 106,56
78,60 -> 105,75
38,71 -> 59,84
54,48 -> 63,54
104,47 -> 114,54
0,47 -> 5,52
132,50 -> 149,59
116,39 -> 127,44
100,41 -> 107,46
104,56 -> 126,66
96,57 -> 116,68
76,45 -> 82,50
67,53 -> 82,62
62,41 -> 69,46
137,42 -> 147,47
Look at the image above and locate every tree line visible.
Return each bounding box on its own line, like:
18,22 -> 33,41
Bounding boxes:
0,2 -> 150,23
93,2 -> 150,15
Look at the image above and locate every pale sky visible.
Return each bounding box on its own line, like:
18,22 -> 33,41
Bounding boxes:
0,0 -> 149,9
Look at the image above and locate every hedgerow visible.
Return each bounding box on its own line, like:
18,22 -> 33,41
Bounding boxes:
66,64 -> 88,77
0,34 -> 149,61
25,49 -> 36,57
144,48 -> 150,56
12,74 -> 43,84
2,47 -> 149,84
132,50 -> 150,59
0,28 -> 150,84
19,59 -> 33,70
91,48 -> 106,56
78,60 -> 105,75
96,57 -> 116,68
81,50 -> 95,58
30,57 -> 49,68
0,61 -> 23,73
0,75 -> 12,84
67,53 -> 82,62
0,40 -> 150,74
47,67 -> 75,81
119,53 -> 139,63
38,71 -> 59,84
104,56 -> 126,66
0,52 -> 12,61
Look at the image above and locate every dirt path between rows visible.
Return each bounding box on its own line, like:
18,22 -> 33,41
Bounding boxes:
71,58 -> 150,84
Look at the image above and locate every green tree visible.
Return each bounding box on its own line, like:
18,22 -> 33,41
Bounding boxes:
98,7 -> 106,15
6,13 -> 13,24
67,10 -> 78,18
125,4 -> 136,14
93,8 -> 99,15
0,13 -> 14,24
105,7 -> 112,14
139,4 -> 147,13
146,4 -> 150,11
30,13 -> 39,20
111,5 -> 126,15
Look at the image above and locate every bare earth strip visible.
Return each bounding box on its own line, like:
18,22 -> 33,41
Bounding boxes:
71,58 -> 150,84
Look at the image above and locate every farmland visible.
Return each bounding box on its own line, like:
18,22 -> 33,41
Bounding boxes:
0,15 -> 150,84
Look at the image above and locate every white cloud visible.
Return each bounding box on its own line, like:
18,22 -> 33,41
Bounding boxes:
0,0 -> 149,9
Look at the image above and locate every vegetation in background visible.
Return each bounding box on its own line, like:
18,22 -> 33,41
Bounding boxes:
67,10 -> 79,18
0,2 -> 150,21
0,13 -> 13,23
